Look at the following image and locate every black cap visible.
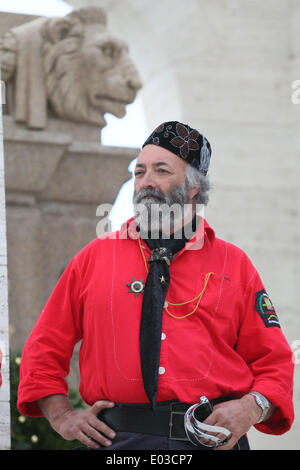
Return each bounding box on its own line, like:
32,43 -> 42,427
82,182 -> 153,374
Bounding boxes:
142,121 -> 211,175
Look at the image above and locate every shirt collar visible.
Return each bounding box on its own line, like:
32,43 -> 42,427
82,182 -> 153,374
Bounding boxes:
119,216 -> 215,251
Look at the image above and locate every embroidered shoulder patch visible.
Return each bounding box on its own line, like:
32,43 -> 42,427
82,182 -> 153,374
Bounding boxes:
255,289 -> 280,328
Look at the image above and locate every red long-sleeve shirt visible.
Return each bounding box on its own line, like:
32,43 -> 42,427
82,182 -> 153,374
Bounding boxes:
17,217 -> 294,435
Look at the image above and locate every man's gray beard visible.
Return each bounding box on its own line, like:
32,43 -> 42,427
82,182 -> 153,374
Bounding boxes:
132,182 -> 192,239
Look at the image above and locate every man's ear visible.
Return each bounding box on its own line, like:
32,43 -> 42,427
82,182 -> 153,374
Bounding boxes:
189,183 -> 200,203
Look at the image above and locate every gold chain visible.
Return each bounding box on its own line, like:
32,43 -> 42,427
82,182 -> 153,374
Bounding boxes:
137,236 -> 213,319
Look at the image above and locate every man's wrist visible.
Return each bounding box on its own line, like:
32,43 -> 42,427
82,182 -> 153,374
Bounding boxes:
247,391 -> 271,423
240,393 -> 262,424
37,394 -> 74,430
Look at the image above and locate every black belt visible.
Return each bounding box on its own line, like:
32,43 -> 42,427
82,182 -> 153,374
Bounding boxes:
98,398 -> 231,441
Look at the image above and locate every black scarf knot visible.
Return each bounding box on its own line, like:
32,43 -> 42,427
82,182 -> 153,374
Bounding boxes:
148,247 -> 173,266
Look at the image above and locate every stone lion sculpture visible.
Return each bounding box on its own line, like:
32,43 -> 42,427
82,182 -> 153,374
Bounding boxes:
0,7 -> 142,129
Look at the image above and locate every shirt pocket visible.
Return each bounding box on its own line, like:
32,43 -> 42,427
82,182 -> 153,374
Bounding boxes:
161,272 -> 222,381
164,272 -> 240,381
195,273 -> 241,349
110,264 -> 145,381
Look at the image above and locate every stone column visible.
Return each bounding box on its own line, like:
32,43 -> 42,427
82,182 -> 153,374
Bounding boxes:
0,73 -> 10,449
289,0 -> 300,448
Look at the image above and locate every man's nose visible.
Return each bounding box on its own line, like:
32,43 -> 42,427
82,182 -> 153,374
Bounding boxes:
138,172 -> 156,190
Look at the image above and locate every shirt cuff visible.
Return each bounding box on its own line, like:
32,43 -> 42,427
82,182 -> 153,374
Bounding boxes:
248,384 -> 294,435
17,375 -> 69,417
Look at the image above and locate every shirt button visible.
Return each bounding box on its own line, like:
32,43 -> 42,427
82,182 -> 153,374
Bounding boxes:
159,366 -> 165,375
161,332 -> 166,340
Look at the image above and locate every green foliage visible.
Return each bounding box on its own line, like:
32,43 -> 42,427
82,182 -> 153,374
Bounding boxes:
10,351 -> 86,450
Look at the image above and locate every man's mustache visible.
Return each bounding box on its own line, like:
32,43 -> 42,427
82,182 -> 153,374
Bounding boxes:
133,188 -> 166,204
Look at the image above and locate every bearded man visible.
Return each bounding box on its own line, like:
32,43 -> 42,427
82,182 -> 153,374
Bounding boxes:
17,121 -> 294,451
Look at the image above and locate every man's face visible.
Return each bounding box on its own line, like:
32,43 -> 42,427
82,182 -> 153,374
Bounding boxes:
133,144 -> 189,198
133,145 -> 197,235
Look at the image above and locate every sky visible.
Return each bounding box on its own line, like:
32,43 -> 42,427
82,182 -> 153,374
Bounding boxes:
0,0 -> 73,16
0,0 -> 148,228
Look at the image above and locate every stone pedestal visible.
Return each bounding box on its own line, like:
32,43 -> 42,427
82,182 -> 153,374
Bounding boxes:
3,115 -> 138,388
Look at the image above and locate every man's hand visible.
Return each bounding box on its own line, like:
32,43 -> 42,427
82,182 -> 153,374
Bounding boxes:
37,395 -> 116,449
201,395 -> 262,450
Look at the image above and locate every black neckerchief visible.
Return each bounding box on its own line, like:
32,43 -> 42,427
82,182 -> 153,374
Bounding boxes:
139,215 -> 198,408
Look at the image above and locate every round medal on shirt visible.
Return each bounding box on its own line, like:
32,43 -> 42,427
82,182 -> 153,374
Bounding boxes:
126,277 -> 145,298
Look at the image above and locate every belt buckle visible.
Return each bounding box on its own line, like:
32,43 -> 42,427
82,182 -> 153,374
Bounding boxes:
169,405 -> 188,441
